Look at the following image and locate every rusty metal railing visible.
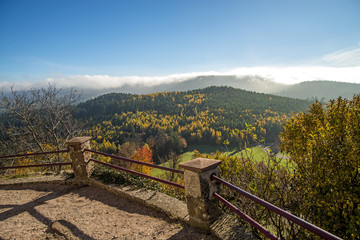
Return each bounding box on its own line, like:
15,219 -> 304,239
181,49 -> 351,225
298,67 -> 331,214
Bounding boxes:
0,149 -> 70,170
90,158 -> 184,189
86,149 -> 184,189
211,175 -> 342,240
0,148 -> 184,189
0,149 -> 69,159
0,162 -> 71,170
85,149 -> 184,174
213,192 -> 278,240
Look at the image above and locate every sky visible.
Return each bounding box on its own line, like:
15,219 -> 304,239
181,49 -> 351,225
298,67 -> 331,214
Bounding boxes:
0,0 -> 360,90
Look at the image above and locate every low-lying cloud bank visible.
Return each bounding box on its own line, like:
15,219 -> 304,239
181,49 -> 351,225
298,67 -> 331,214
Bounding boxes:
1,66 -> 360,91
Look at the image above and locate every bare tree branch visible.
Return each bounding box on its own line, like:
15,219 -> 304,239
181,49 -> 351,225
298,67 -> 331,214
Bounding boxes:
0,84 -> 82,169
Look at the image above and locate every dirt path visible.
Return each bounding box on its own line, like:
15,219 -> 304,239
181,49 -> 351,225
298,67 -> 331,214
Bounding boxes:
0,183 -> 213,240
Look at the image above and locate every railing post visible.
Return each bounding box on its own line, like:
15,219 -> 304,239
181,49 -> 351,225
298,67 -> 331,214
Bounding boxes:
66,137 -> 92,184
179,158 -> 222,232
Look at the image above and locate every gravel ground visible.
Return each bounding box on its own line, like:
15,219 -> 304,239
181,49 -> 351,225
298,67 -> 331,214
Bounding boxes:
0,183 -> 214,240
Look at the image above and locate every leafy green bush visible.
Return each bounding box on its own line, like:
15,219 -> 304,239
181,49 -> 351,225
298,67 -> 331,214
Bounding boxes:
281,96 -> 360,239
194,149 -> 310,239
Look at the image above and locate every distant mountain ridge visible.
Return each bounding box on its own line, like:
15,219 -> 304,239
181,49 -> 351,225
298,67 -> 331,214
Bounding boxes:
76,75 -> 287,100
275,80 -> 360,101
74,76 -> 359,101
4,75 -> 356,101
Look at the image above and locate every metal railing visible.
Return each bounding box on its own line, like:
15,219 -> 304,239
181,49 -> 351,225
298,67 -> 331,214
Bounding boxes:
211,175 -> 342,240
90,158 -> 184,189
0,149 -> 71,170
0,162 -> 71,170
0,148 -> 184,189
85,149 -> 184,174
0,150 -> 69,159
85,149 -> 184,189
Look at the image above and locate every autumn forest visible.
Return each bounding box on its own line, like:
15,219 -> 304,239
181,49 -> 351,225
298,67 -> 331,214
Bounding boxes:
75,86 -> 311,162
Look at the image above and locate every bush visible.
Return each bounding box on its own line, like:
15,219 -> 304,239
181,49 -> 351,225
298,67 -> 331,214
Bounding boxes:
281,96 -> 360,239
91,164 -> 185,201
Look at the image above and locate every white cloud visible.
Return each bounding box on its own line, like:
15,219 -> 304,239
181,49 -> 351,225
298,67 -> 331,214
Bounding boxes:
43,71 -> 221,90
320,47 -> 360,67
226,66 -> 360,85
2,46 -> 360,91
1,65 -> 359,92
0,81 -> 36,91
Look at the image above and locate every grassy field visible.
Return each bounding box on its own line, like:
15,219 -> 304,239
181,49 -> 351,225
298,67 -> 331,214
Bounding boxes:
150,144 -> 288,178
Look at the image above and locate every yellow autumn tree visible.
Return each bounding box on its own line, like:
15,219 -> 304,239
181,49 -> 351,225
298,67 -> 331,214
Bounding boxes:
280,96 -> 360,239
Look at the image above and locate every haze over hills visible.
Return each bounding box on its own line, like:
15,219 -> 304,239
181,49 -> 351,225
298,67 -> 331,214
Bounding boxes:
2,75 -> 359,102
276,81 -> 360,101
52,75 -> 284,100
73,76 -> 359,101
107,75 -> 288,94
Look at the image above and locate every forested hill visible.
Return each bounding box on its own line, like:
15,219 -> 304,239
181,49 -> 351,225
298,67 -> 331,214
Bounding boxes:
75,86 -> 310,122
276,80 -> 360,101
75,87 -> 311,161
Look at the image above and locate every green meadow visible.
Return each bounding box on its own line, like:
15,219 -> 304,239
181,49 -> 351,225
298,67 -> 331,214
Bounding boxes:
150,145 -> 288,178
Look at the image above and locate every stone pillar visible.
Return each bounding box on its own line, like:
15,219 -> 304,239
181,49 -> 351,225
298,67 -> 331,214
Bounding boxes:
179,158 -> 222,232
66,137 -> 92,184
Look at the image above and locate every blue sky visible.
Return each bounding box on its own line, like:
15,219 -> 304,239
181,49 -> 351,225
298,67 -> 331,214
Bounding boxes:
1,0 -> 360,89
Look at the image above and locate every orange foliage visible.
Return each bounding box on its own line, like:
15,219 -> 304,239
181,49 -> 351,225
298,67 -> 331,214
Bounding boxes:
130,144 -> 153,175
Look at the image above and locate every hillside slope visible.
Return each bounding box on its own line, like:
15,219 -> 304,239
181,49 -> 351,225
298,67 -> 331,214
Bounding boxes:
76,87 -> 310,151
76,86 -> 310,122
275,81 -> 360,100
